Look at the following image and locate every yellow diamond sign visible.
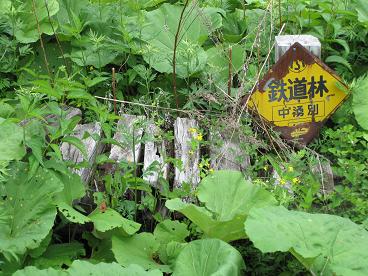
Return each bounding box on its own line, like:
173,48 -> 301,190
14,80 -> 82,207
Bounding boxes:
247,42 -> 349,144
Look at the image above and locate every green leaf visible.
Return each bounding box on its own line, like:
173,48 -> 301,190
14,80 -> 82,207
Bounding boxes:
0,163 -> 63,256
112,233 -> 170,272
61,136 -> 88,158
166,170 -> 276,242
0,102 -> 15,118
12,0 -> 60,43
154,220 -> 189,245
352,75 -> 368,130
355,0 -> 368,25
57,202 -> 90,224
28,231 -> 52,259
198,170 -> 276,220
244,206 -> 368,275
206,44 -> 245,85
32,80 -> 64,100
13,266 -> 65,276
14,260 -> 163,275
68,261 -> 163,275
140,4 -> 223,78
325,55 -> 352,72
24,120 -> 46,166
55,171 -> 85,205
173,239 -> 245,276
89,208 -> 141,235
0,120 -> 26,161
153,220 -> 189,264
31,243 -> 85,269
84,76 -> 110,88
53,165 -> 90,224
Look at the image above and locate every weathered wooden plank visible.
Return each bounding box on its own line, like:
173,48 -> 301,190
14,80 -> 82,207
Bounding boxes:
20,106 -> 81,127
64,106 -> 82,120
210,131 -> 250,171
60,122 -> 104,184
173,118 -> 200,189
312,159 -> 334,194
275,35 -> 321,62
109,114 -> 144,165
143,123 -> 168,189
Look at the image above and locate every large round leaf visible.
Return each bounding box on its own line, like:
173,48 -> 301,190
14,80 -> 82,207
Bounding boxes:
153,220 -> 189,264
0,163 -> 63,256
352,75 -> 368,130
198,170 -> 276,221
245,206 -> 368,275
111,233 -> 170,272
173,239 -> 245,276
140,3 -> 223,78
14,261 -> 162,276
89,208 -> 141,235
166,170 -> 276,242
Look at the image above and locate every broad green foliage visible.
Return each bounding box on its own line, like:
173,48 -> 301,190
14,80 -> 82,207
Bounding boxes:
153,220 -> 189,265
173,239 -> 245,276
89,208 -> 141,235
0,0 -> 60,43
0,163 -> 63,257
14,260 -> 163,276
355,0 -> 368,26
140,3 -> 223,77
221,9 -> 247,42
352,75 -> 368,130
0,120 -> 26,161
30,243 -> 85,269
153,220 -> 189,244
244,206 -> 368,275
166,170 -> 277,242
55,170 -> 90,224
112,232 -> 170,272
206,44 -> 245,84
0,0 -> 367,274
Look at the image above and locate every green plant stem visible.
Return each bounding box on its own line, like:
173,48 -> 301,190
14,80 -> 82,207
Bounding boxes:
31,0 -> 53,84
172,0 -> 190,109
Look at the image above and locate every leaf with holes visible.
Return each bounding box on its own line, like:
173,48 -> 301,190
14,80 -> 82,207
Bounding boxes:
0,163 -> 63,257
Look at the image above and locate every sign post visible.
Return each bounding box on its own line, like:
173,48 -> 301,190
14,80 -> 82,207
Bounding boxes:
247,38 -> 349,145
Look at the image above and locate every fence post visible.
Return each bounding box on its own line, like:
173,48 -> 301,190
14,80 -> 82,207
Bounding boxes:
274,34 -> 334,193
275,34 -> 321,62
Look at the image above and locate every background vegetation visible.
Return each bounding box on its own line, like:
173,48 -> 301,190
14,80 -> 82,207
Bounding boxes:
0,0 -> 368,275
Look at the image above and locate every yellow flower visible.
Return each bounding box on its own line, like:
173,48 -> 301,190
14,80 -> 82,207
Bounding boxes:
288,166 -> 294,172
195,134 -> 203,141
292,177 -> 300,185
209,168 -> 214,173
189,128 -> 197,134
89,66 -> 94,71
263,165 -> 268,171
189,150 -> 194,155
280,179 -> 286,185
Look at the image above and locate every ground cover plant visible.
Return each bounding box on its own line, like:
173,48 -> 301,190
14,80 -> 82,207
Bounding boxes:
0,0 -> 368,275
